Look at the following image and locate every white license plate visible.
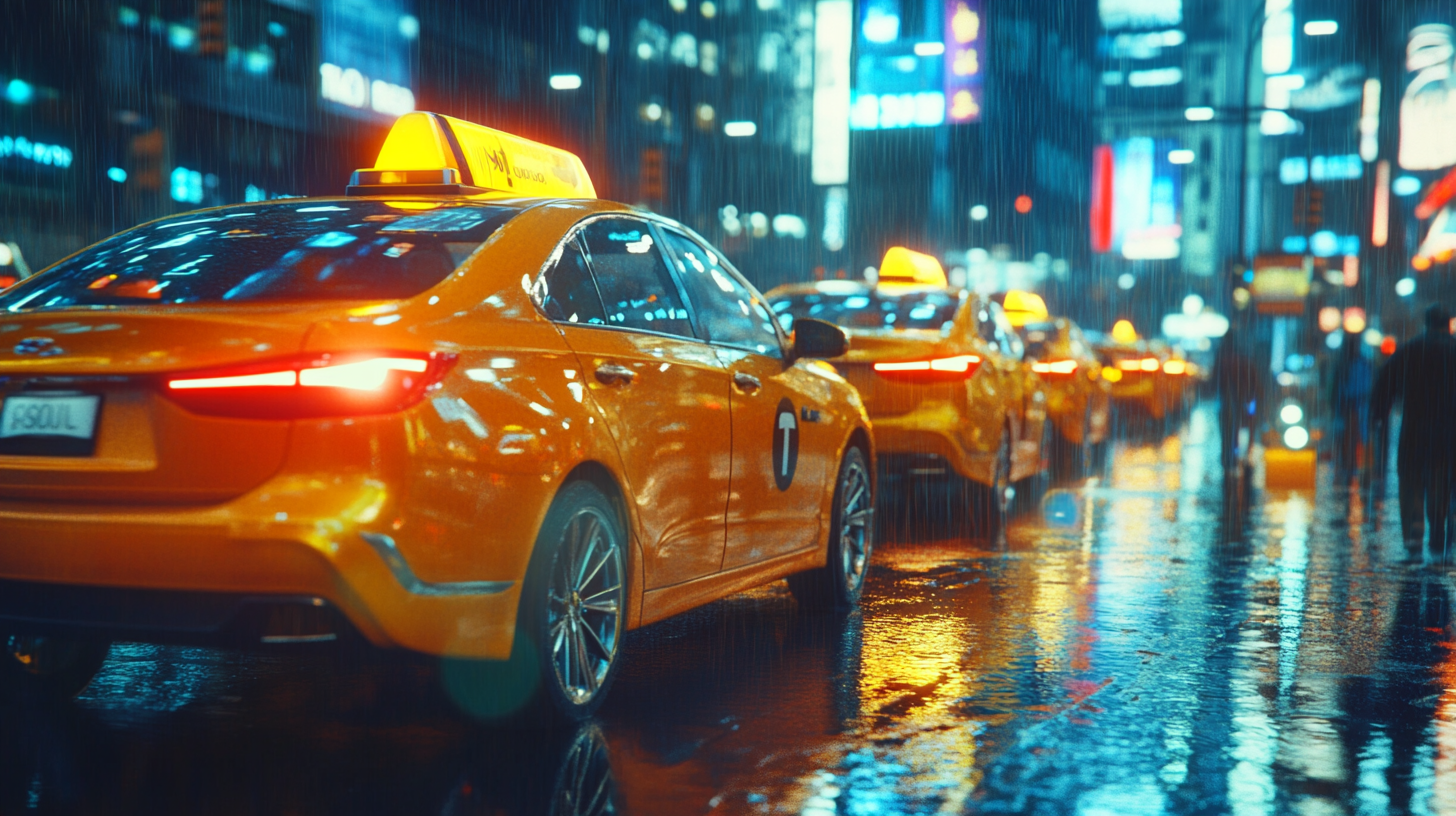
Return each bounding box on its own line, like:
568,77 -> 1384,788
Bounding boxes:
0,394 -> 101,440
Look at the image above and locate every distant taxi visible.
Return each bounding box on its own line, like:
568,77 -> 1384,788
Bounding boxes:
0,112 -> 874,720
992,291 -> 1112,477
1091,320 -> 1197,423
767,248 -> 1048,536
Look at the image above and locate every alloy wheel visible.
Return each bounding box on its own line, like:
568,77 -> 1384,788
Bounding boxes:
838,457 -> 873,594
546,507 -> 623,707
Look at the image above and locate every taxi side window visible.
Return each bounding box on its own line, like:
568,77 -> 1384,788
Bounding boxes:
975,305 -> 999,347
536,236 -> 606,325
659,228 -> 782,358
990,305 -> 1025,360
578,218 -> 695,338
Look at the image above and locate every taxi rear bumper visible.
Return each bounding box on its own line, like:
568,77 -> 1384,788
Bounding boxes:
0,491 -> 525,660
866,401 -> 994,485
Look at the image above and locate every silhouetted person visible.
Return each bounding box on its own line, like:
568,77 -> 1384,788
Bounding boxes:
1328,332 -> 1373,481
1371,303 -> 1456,562
1213,332 -> 1264,480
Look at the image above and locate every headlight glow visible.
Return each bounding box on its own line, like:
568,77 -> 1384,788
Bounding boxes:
1283,425 -> 1309,449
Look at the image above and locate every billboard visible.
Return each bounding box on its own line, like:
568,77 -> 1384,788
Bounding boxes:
1250,254 -> 1312,315
812,0 -> 853,185
1090,138 -> 1182,259
319,0 -> 416,120
1400,24 -> 1456,171
1098,0 -> 1181,30
849,0 -> 984,130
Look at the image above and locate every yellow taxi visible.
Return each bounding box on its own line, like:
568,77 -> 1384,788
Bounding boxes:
991,291 -> 1112,477
766,248 -> 1048,536
1092,319 -> 1196,423
0,112 -> 874,720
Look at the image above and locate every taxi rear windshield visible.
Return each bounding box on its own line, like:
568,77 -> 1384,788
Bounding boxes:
770,289 -> 961,332
0,201 -> 518,311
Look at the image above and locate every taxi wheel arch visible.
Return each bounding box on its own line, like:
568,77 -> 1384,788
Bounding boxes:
442,468 -> 630,724
789,442 -> 873,613
558,462 -> 638,622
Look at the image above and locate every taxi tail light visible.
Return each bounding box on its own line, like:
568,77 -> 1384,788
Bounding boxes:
873,354 -> 981,382
1117,357 -> 1160,372
162,352 -> 457,419
1032,359 -> 1079,377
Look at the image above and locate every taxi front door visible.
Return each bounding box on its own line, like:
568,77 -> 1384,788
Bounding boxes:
656,227 -> 824,570
539,218 -> 731,589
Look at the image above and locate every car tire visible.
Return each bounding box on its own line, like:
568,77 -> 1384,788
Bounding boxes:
970,427 -> 1012,541
789,446 -> 874,613
1018,418 -> 1053,509
0,634 -> 110,699
441,480 -> 627,723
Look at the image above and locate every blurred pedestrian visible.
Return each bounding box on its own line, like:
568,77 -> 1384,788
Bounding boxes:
1213,330 -> 1264,481
1371,303 -> 1456,563
1328,331 -> 1373,481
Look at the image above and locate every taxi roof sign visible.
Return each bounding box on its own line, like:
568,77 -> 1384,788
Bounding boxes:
1110,319 -> 1139,344
877,246 -> 947,287
348,112 -> 596,199
1001,290 -> 1049,327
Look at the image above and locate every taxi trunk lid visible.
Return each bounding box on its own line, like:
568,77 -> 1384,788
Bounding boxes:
834,329 -> 966,418
0,308 -> 326,504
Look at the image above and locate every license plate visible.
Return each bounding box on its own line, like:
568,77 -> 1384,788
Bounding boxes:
0,394 -> 102,456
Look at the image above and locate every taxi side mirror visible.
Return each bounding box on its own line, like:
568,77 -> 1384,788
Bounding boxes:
792,318 -> 849,359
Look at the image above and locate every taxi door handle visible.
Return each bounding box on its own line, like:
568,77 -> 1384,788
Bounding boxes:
733,372 -> 761,392
594,363 -> 636,386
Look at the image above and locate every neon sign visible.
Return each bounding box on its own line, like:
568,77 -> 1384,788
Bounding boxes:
0,136 -> 72,169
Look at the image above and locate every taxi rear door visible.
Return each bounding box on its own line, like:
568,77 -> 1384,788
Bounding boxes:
536,216 -> 732,589
656,227 -> 826,570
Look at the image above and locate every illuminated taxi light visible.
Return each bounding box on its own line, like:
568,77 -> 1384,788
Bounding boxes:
877,246 -> 947,287
874,354 -> 981,381
874,355 -> 979,372
1280,403 -> 1304,424
1162,359 -> 1187,375
1032,359 -> 1078,375
1102,367 -> 1123,382
1002,290 -> 1049,327
349,111 -> 596,200
1140,357 -> 1160,372
1283,425 -> 1310,449
170,370 -> 297,389
299,357 -> 429,391
1110,319 -> 1138,344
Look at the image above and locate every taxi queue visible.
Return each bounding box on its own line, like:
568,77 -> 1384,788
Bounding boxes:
0,113 -> 1191,720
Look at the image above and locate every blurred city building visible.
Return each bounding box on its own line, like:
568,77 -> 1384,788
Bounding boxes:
0,0 -> 1453,337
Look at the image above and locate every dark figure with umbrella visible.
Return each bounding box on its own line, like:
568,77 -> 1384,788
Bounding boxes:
1371,303 -> 1456,563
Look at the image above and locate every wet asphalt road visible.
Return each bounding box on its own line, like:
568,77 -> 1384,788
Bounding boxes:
4,403 -> 1455,815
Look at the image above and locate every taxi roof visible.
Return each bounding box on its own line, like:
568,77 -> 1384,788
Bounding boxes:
347,112 -> 596,200
877,246 -> 947,287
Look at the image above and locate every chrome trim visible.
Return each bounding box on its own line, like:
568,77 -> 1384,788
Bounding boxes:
359,532 -> 514,596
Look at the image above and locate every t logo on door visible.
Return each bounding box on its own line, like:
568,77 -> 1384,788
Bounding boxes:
772,398 -> 798,491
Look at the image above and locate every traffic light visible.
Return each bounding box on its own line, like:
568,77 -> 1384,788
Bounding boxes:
197,0 -> 227,58
640,147 -> 663,201
128,129 -> 164,191
1293,185 -> 1323,230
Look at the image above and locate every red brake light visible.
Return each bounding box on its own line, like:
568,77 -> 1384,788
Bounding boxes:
1032,359 -> 1079,376
873,354 -> 981,382
162,352 -> 457,419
